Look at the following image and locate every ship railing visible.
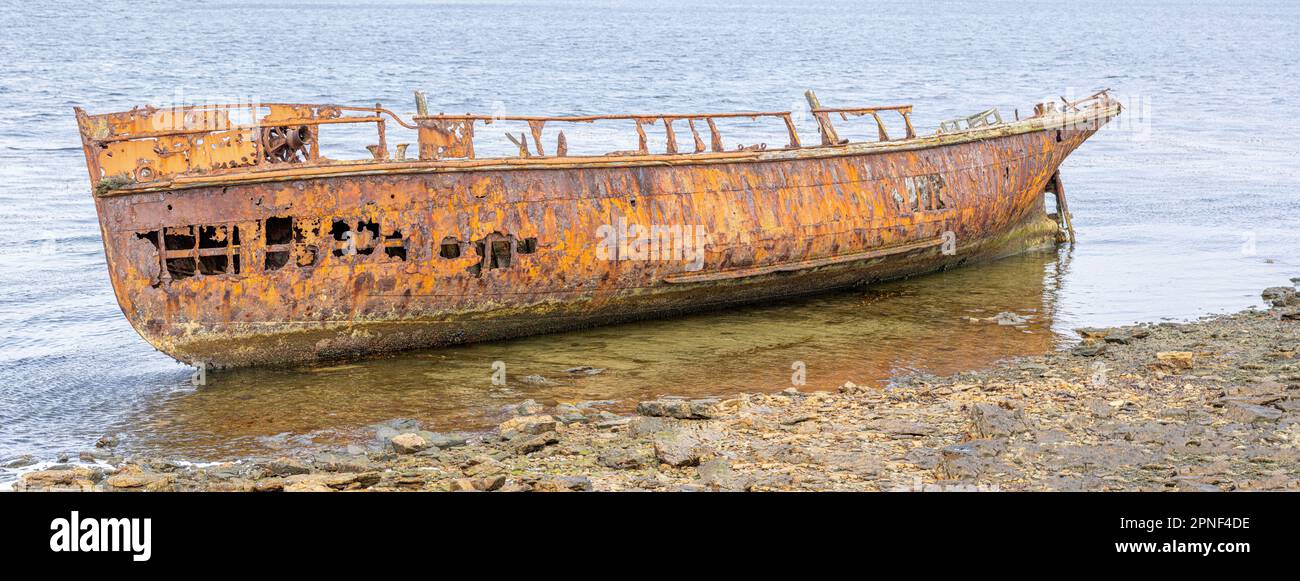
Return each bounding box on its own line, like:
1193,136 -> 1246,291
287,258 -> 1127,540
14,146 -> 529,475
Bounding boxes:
1058,88 -> 1114,112
937,108 -> 1005,134
409,111 -> 803,161
808,105 -> 917,144
77,92 -> 930,191
75,102 -> 416,188
1030,88 -> 1117,118
800,90 -> 916,146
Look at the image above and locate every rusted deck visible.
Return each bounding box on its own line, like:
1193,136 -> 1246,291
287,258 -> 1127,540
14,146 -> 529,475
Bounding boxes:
75,90 -> 1121,367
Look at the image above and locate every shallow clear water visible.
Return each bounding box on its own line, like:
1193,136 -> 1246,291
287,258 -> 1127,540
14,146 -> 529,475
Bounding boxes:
0,0 -> 1297,464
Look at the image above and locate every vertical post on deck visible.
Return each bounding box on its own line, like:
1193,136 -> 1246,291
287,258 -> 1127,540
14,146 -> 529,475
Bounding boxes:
375,102 -> 388,160
805,90 -> 842,146
414,91 -> 429,117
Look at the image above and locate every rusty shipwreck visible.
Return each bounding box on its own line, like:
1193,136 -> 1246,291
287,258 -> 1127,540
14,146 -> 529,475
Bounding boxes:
74,90 -> 1120,368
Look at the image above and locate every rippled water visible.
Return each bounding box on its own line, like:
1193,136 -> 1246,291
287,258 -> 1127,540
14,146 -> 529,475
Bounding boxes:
1,0 -> 1297,465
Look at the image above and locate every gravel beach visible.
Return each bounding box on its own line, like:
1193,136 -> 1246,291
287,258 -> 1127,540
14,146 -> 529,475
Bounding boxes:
15,286 -> 1300,493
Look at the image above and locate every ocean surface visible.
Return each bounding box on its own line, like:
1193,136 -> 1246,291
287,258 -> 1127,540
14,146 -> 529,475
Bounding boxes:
1,0 -> 1297,473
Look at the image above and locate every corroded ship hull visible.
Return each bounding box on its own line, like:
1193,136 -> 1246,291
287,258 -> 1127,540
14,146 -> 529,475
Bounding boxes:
76,91 -> 1120,367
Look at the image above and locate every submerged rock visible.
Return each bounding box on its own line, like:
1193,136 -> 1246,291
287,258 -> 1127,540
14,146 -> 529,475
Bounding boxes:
503,399 -> 545,416
993,311 -> 1029,326
3,454 -> 37,469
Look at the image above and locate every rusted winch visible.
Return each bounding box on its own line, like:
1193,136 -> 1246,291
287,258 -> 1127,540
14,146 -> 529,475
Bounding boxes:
260,125 -> 312,162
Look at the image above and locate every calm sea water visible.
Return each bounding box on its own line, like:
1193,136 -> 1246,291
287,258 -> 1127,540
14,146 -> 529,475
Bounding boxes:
1,0 -> 1297,468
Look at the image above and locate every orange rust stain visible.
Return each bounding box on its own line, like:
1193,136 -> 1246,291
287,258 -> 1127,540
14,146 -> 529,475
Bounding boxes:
75,93 -> 1120,366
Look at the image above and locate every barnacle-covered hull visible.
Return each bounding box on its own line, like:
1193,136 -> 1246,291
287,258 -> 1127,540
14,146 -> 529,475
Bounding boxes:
78,93 -> 1119,367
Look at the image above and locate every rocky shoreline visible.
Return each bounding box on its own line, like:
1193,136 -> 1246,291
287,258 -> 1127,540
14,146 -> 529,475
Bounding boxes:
14,285 -> 1300,492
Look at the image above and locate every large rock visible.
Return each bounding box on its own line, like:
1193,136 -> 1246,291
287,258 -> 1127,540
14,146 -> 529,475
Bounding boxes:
371,418 -> 422,443
313,452 -> 374,473
511,431 -> 560,455
653,424 -> 722,467
1223,402 -> 1283,423
627,416 -> 670,437
1153,351 -> 1195,371
1075,327 -> 1115,340
503,399 -> 545,416
636,398 -> 720,420
284,480 -> 334,492
1262,286 -> 1297,307
106,472 -> 175,491
598,447 -> 652,470
259,457 -> 311,477
391,433 -> 429,454
283,472 -> 380,491
533,475 -> 592,492
1084,398 -> 1114,419
463,456 -> 504,477
416,431 -> 467,449
16,467 -> 102,491
553,403 -> 588,425
498,415 -> 557,436
970,403 -> 1029,438
839,381 -> 868,395
937,447 -> 987,479
1071,343 -> 1108,357
697,458 -> 740,490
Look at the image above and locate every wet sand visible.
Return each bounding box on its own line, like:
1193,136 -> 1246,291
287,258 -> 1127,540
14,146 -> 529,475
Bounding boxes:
15,284 -> 1300,492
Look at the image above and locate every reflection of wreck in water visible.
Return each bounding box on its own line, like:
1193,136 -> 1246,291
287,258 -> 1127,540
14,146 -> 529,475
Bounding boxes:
74,90 -> 1119,367
122,249 -> 1070,459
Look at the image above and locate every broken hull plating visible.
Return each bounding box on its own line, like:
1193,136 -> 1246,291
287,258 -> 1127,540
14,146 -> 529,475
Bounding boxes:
92,112 -> 1112,368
